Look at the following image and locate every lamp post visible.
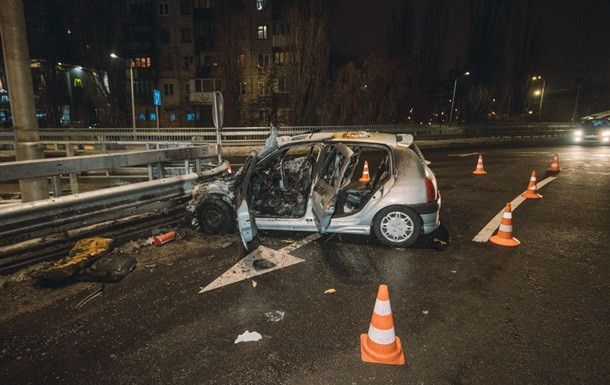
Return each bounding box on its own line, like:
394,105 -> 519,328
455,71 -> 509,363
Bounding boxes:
110,53 -> 136,131
532,76 -> 545,116
449,71 -> 470,125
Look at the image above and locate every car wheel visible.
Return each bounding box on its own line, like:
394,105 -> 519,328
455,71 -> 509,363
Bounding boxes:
373,206 -> 422,247
199,201 -> 235,234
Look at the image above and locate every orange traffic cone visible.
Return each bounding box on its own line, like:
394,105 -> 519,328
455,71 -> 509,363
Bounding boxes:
489,203 -> 520,247
521,170 -> 542,199
472,155 -> 486,175
548,153 -> 561,172
359,161 -> 371,182
227,163 -> 232,174
360,284 -> 405,365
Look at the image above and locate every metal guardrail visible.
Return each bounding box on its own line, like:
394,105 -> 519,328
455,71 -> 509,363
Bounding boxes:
0,144 -> 218,196
0,123 -> 578,148
0,160 -> 228,272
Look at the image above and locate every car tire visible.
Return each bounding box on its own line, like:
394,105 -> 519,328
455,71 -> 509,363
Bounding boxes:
199,200 -> 235,234
373,206 -> 422,247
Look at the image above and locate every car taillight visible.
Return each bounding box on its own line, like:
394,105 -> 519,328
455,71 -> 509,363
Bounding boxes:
424,177 -> 436,203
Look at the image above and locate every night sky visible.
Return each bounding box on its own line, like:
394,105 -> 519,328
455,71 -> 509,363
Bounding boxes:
331,0 -> 610,88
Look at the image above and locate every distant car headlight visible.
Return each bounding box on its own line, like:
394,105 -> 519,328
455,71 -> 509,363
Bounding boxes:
574,130 -> 583,136
602,130 -> 610,137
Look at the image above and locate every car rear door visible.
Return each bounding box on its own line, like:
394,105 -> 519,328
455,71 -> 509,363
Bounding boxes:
235,151 -> 258,248
311,143 -> 354,233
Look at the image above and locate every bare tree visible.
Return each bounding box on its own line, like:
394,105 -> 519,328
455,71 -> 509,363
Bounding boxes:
321,56 -> 411,125
285,0 -> 330,125
508,0 -> 540,119
214,1 -> 244,126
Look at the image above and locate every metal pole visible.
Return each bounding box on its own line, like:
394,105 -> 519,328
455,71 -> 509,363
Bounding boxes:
130,65 -> 136,132
449,78 -> 457,125
155,105 -> 159,131
538,80 -> 545,116
0,0 -> 48,202
571,84 -> 581,122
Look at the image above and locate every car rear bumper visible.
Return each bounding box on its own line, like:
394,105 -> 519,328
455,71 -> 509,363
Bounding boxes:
414,194 -> 441,234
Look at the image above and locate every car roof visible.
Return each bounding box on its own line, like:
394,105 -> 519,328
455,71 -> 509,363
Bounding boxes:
581,110 -> 610,120
279,131 -> 412,148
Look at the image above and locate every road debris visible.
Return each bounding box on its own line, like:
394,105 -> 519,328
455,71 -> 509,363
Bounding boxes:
252,280 -> 257,287
451,270 -> 457,274
234,330 -> 262,344
74,284 -> 105,309
324,288 -> 336,294
81,254 -> 136,282
31,238 -> 113,280
422,310 -> 429,315
265,310 -> 285,322
154,231 -> 176,246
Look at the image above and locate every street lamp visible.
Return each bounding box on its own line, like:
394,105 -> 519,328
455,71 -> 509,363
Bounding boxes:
532,75 -> 545,116
449,71 -> 470,125
110,53 -> 136,131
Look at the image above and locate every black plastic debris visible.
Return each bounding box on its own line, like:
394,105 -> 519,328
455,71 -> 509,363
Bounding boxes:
80,254 -> 136,282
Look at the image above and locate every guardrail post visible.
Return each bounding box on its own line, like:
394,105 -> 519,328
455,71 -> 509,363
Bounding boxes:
184,160 -> 189,174
155,163 -> 164,179
195,159 -> 202,173
51,175 -> 62,197
146,144 -> 154,181
65,144 -> 79,193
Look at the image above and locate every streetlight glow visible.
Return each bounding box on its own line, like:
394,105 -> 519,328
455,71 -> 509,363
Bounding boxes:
110,53 -> 136,131
533,90 -> 541,96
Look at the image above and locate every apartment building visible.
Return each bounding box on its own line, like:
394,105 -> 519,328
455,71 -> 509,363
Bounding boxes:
120,0 -> 290,127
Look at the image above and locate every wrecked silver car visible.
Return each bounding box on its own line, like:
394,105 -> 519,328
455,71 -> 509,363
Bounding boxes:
187,130 -> 441,249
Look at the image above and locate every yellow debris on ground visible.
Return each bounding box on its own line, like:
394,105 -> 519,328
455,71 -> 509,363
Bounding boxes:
31,238 -> 113,280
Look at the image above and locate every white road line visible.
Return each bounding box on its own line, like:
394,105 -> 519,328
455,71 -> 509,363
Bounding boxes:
472,176 -> 558,243
199,233 -> 321,293
448,152 -> 483,157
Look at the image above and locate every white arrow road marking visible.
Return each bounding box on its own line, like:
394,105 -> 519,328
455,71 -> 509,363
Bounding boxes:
473,176 -> 558,243
199,233 -> 321,293
448,152 -> 483,157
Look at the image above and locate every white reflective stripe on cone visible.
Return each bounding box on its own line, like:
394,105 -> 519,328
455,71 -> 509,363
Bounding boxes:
499,224 -> 513,232
529,185 -> 537,190
373,299 -> 392,316
367,324 -> 396,345
503,212 -> 512,219
530,177 -> 536,181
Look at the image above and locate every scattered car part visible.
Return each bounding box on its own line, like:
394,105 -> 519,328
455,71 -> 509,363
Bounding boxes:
74,284 -> 105,309
81,254 -> 136,282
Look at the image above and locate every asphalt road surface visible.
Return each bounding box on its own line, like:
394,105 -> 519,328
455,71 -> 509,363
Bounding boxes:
1,143 -> 608,384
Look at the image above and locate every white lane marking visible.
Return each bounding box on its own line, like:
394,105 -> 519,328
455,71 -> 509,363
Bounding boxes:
472,176 -> 558,242
199,233 -> 321,293
448,152 -> 483,157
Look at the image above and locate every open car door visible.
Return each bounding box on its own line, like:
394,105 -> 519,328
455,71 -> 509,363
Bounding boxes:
311,143 -> 355,234
236,151 -> 258,249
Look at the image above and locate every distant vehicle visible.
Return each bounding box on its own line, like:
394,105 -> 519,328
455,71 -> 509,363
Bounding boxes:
187,129 -> 441,249
574,111 -> 610,144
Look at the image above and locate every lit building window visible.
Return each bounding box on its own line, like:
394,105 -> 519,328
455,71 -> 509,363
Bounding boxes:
257,25 -> 268,40
130,57 -> 151,68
